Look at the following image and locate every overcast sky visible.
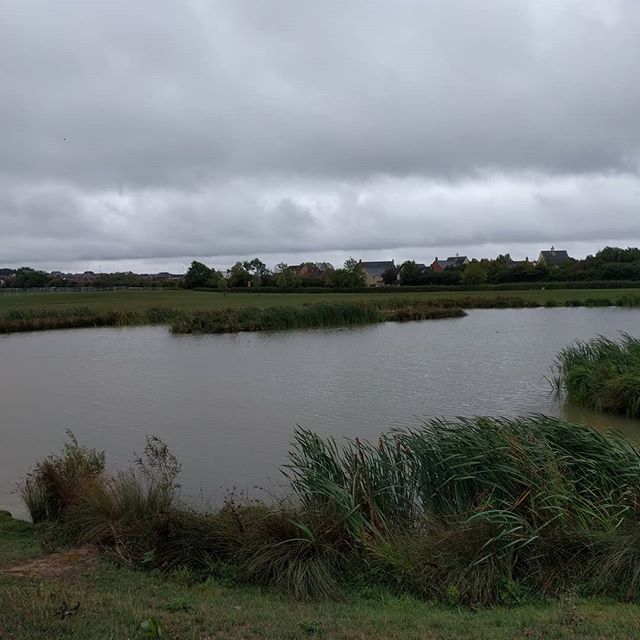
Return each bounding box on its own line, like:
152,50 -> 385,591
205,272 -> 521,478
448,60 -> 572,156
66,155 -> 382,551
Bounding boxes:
1,0 -> 639,272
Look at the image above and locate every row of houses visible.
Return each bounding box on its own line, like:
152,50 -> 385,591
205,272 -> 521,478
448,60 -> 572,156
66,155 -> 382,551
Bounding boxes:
2,248 -> 571,288
286,257 -> 470,286
356,247 -> 571,286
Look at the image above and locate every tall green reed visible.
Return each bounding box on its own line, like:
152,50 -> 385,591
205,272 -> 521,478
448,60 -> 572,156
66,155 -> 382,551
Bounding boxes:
552,334 -> 640,416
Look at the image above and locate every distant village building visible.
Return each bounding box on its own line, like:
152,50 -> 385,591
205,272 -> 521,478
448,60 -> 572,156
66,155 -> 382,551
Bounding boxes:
290,263 -> 331,281
537,247 -> 571,267
430,255 -> 470,273
0,268 -> 14,286
358,260 -> 395,286
0,269 -> 13,276
507,257 -> 530,270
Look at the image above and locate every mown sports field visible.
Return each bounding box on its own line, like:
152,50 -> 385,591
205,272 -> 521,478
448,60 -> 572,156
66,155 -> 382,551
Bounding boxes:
1,287 -> 639,313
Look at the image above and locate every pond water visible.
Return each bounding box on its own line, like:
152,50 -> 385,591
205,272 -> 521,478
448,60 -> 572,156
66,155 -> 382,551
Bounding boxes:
1,308 -> 639,517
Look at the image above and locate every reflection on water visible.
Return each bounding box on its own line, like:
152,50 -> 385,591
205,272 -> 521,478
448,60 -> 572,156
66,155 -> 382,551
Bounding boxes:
1,307 -> 639,517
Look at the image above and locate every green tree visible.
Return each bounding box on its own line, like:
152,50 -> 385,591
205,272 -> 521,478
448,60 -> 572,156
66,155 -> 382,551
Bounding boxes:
381,265 -> 399,285
398,261 -> 425,286
330,258 -> 365,288
13,267 -> 51,288
274,264 -> 302,288
228,262 -> 252,287
183,261 -> 214,289
461,262 -> 488,285
486,254 -> 512,284
243,258 -> 272,285
531,261 -> 550,281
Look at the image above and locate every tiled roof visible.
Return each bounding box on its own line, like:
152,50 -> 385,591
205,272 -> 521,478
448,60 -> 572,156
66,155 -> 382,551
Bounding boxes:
436,256 -> 468,269
539,250 -> 570,266
359,261 -> 395,277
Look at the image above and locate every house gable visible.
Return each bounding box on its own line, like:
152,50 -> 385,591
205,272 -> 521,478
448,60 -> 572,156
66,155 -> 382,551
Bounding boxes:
538,248 -> 570,267
430,255 -> 469,272
358,260 -> 395,285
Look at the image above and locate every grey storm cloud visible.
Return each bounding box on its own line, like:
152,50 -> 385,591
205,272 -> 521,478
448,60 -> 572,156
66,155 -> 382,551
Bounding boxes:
1,0 -> 639,267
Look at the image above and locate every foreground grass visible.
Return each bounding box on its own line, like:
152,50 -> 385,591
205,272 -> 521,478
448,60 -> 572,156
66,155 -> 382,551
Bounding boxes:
552,334 -> 640,417
0,511 -> 40,565
1,287 -> 640,314
2,516 -> 640,640
5,571 -> 640,640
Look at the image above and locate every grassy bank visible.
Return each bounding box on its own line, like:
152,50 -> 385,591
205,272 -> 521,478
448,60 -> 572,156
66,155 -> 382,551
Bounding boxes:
552,334 -> 640,417
2,287 -> 640,316
15,417 -> 640,612
4,514 -> 640,640
2,552 -> 640,638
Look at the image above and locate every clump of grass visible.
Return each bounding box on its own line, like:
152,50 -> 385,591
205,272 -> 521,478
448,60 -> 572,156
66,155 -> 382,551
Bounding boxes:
584,297 -> 614,307
150,500 -> 355,598
68,436 -> 182,561
18,431 -> 105,523
364,521 -> 516,606
240,508 -> 352,599
3,307 -> 96,321
143,307 -> 181,323
551,333 -> 640,417
376,299 -> 466,321
616,295 -> 640,307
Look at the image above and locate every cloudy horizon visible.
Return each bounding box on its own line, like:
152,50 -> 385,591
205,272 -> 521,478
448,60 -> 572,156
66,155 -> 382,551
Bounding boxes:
2,0 -> 639,273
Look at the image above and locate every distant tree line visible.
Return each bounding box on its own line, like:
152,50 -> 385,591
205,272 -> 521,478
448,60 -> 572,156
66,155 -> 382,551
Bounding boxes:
184,247 -> 640,289
182,258 -> 366,289
4,247 -> 640,290
0,267 -> 181,289
396,247 -> 640,287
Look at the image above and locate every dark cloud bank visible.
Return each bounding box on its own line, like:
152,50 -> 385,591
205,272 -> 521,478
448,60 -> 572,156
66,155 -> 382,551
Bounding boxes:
1,0 -> 639,271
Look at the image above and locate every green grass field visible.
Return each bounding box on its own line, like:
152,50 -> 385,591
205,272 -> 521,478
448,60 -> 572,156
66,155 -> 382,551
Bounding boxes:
1,514 -> 640,640
1,287 -> 639,314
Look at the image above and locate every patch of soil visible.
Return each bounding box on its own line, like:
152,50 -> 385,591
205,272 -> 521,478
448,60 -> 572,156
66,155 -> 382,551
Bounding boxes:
0,546 -> 99,579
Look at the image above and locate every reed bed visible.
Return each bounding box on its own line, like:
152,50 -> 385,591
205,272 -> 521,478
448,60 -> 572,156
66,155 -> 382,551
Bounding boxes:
169,301 -> 466,334
552,334 -> 640,417
0,301 -> 462,334
18,417 -> 640,605
285,416 -> 640,602
0,307 -> 179,333
1,293 -> 638,334
170,303 -> 383,334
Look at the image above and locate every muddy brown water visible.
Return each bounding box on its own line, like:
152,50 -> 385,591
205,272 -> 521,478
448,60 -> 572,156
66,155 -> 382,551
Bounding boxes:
1,308 -> 639,518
